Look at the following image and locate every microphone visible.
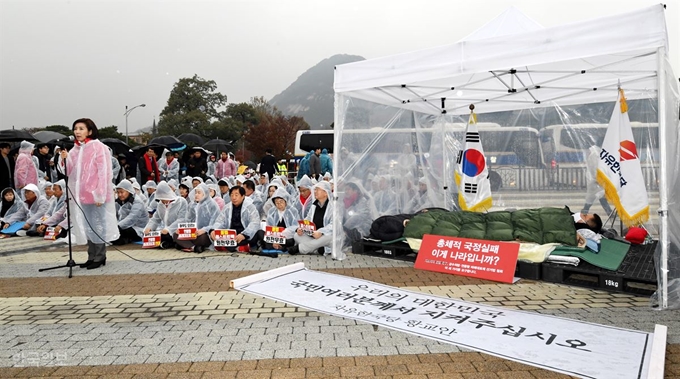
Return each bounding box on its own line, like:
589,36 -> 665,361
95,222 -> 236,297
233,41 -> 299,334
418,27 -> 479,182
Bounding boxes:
57,136 -> 75,142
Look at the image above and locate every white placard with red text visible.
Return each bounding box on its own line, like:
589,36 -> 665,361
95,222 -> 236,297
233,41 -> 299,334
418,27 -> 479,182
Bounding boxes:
143,231 -> 161,248
297,220 -> 316,236
264,226 -> 286,244
214,229 -> 237,247
43,227 -> 57,241
176,222 -> 197,240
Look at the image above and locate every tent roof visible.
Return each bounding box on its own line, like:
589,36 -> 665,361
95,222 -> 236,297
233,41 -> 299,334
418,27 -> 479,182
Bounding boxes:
334,4 -> 670,115
460,7 -> 543,41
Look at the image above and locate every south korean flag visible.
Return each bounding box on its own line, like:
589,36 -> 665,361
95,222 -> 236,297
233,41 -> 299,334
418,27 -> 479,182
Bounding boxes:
454,108 -> 493,212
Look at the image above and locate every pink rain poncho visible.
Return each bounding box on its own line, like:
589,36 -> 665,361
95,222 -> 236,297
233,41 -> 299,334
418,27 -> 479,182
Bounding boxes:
64,139 -> 119,245
14,141 -> 39,190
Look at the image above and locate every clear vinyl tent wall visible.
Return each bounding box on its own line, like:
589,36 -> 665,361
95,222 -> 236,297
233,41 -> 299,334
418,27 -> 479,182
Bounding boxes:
331,4 -> 679,309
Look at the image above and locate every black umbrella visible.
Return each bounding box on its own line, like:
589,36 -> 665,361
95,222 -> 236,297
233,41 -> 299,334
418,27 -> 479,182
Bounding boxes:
100,138 -> 130,156
177,133 -> 205,146
34,130 -> 67,143
243,160 -> 257,170
0,129 -> 37,142
149,136 -> 185,151
202,139 -> 232,154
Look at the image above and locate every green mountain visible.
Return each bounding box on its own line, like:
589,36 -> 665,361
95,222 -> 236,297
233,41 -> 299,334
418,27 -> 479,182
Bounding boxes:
270,54 -> 365,130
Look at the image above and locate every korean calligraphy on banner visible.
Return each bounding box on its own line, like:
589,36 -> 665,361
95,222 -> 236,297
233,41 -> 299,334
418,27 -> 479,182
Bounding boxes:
233,267 -> 653,379
176,222 -> 197,240
415,235 -> 519,283
213,229 -> 237,248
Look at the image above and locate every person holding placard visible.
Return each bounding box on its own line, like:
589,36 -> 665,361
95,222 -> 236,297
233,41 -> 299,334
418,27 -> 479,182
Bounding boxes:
251,187 -> 300,253
143,181 -> 186,249
289,181 -> 333,256
111,179 -> 148,246
209,186 -> 260,252
175,183 -> 219,253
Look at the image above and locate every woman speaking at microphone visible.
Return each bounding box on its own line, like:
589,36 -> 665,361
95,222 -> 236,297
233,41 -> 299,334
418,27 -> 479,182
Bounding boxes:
60,118 -> 119,269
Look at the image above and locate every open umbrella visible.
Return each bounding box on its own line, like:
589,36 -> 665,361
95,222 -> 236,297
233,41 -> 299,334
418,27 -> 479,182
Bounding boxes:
177,133 -> 205,146
0,129 -> 37,142
33,131 -> 67,143
100,138 -> 130,156
149,136 -> 185,151
202,139 -> 232,154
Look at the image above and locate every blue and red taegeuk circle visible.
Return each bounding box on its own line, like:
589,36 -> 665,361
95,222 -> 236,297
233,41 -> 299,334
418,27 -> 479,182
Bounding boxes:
461,149 -> 486,177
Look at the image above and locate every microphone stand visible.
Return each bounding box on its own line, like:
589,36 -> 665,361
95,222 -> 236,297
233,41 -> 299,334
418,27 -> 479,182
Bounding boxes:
39,154 -> 76,278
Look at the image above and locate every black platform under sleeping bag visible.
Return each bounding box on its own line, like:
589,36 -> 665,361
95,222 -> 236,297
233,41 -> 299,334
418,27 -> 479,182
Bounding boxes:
402,207 -> 577,246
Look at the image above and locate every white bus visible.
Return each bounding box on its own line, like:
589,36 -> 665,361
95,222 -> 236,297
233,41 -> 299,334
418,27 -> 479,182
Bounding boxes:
539,122 -> 659,168
295,125 -> 545,190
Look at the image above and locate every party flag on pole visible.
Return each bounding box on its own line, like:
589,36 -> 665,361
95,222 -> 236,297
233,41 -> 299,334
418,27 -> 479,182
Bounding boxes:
596,87 -> 649,226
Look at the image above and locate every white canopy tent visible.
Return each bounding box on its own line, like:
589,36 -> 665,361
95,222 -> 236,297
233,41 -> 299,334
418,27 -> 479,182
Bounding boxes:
333,4 -> 680,308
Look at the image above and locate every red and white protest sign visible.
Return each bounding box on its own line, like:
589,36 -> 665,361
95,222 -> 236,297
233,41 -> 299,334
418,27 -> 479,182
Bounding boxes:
297,220 -> 316,236
414,235 -> 519,283
264,226 -> 286,244
213,229 -> 237,248
43,227 -> 58,241
176,222 -> 197,240
143,231 -> 161,248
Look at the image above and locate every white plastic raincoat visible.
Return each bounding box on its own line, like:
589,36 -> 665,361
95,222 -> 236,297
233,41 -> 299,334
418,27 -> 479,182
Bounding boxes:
145,181 -> 186,234
212,195 -> 260,238
265,188 -> 300,239
14,141 -> 39,190
185,183 -> 220,233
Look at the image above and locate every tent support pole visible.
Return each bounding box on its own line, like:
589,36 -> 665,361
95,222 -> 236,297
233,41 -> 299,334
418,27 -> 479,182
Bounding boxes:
656,47 -> 668,309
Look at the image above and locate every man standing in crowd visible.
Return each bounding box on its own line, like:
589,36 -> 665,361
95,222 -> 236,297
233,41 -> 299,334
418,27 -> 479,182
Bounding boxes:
309,147 -> 322,180
0,143 -> 14,190
138,147 -> 160,183
259,148 -> 277,180
186,149 -> 207,179
35,143 -> 51,181
277,159 -> 288,178
320,148 -> 332,176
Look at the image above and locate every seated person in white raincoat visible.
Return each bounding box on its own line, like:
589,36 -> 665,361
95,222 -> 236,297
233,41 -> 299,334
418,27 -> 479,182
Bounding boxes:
16,183 -> 50,236
261,179 -> 284,217
144,180 -> 158,216
291,175 -> 315,220
175,183 -> 219,253
143,181 -> 186,249
30,179 -> 66,237
209,186 -> 260,252
0,188 -> 27,232
289,181 -> 333,256
341,181 -> 376,244
243,179 -> 265,220
112,179 -> 149,245
250,187 -> 300,253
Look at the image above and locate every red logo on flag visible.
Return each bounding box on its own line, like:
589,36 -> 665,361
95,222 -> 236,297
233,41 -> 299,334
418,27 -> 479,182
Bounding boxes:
619,140 -> 638,161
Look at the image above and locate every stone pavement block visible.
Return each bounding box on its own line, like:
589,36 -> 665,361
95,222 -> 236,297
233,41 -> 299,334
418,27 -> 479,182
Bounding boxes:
367,346 -> 399,355
242,350 -> 276,360
336,347 -> 368,357
305,366 -> 340,378
113,354 -> 151,365
176,352 -> 213,363
154,362 -> 191,373
273,348 -> 306,359
168,344 -> 202,354
146,353 -> 181,364
209,351 -> 243,361
78,355 -> 118,366
305,347 -> 336,358
138,345 -> 172,356
270,367 -> 306,379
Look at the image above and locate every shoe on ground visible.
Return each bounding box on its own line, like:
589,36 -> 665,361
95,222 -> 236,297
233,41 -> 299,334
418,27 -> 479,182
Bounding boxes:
159,241 -> 171,249
79,260 -> 93,268
53,237 -> 68,245
15,230 -> 27,237
287,245 -> 300,255
26,230 -> 40,237
194,245 -> 205,254
86,260 -> 105,270
237,245 -> 250,253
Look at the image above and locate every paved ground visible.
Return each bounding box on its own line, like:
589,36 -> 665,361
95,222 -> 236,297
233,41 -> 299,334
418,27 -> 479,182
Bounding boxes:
0,237 -> 678,378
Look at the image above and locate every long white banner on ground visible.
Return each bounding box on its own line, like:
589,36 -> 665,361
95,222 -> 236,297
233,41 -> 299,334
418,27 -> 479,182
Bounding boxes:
232,263 -> 661,379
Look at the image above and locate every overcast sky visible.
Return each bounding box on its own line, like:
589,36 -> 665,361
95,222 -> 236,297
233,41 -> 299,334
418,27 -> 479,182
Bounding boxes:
1,0 -> 677,133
